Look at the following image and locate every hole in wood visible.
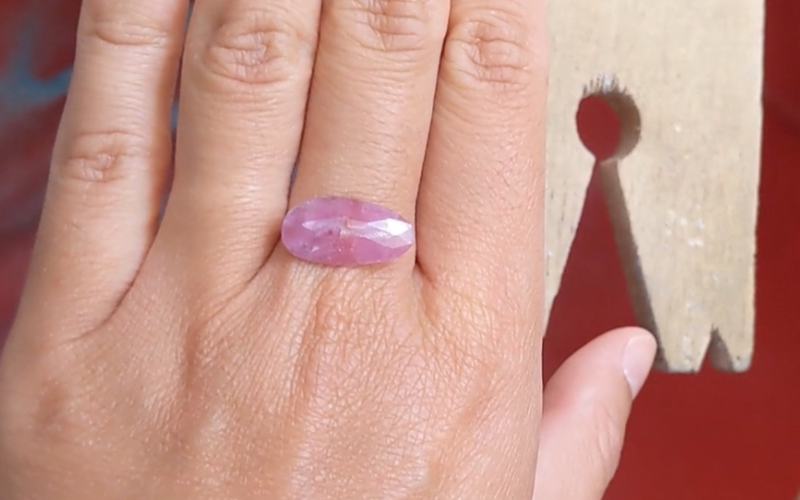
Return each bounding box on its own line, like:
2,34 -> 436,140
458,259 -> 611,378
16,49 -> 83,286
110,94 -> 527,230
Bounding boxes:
575,79 -> 658,367
576,77 -> 641,163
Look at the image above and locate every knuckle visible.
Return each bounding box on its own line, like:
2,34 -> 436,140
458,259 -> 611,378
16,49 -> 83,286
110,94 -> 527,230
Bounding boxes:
198,8 -> 315,87
1,353 -> 102,448
443,9 -> 534,89
83,12 -> 173,50
341,0 -> 438,54
56,130 -> 152,186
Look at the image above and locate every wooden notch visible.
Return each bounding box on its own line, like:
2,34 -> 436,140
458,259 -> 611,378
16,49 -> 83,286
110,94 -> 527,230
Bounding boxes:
544,0 -> 764,373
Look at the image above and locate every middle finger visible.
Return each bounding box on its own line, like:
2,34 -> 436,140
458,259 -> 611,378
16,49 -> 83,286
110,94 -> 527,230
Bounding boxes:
160,0 -> 320,282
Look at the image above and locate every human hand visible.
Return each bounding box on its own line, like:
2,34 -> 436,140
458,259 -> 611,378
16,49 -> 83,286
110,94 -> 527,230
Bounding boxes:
0,0 -> 656,498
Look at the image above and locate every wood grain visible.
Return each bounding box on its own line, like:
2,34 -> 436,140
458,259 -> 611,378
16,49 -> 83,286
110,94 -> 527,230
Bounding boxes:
544,1 -> 764,372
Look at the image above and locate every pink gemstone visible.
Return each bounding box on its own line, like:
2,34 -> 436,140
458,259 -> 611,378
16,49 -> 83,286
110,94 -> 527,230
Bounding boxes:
281,197 -> 415,266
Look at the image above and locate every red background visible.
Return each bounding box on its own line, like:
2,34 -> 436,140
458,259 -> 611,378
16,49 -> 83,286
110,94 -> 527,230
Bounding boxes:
1,0 -> 798,497
546,0 -> 800,497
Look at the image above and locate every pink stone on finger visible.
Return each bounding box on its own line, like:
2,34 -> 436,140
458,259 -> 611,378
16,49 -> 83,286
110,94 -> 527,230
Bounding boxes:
280,197 -> 414,267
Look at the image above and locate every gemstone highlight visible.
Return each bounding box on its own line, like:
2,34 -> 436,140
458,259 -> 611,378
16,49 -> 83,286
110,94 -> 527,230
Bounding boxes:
281,197 -> 414,266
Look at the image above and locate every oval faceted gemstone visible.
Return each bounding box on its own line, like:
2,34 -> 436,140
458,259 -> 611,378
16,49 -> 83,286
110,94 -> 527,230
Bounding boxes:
281,197 -> 415,266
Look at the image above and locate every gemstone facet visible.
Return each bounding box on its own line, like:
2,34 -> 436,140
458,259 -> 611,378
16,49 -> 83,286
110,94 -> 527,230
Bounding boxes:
281,197 -> 414,267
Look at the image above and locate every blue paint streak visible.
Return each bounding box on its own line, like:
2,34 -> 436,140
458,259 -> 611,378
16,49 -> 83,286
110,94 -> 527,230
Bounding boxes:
1,7 -> 196,129
171,102 -> 179,129
0,16 -> 72,118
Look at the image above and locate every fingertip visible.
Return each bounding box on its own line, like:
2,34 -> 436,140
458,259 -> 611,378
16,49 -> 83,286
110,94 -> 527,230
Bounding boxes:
534,327 -> 657,500
621,329 -> 657,397
543,326 -> 655,408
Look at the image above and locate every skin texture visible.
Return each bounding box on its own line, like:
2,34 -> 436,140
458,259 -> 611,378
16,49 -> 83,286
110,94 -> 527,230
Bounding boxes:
0,0 -> 656,499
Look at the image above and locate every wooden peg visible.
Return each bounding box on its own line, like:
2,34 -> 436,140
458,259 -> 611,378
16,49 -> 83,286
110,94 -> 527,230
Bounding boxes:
544,1 -> 764,373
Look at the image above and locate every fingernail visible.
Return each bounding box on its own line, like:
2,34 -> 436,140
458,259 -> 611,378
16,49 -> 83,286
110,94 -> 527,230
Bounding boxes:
622,334 -> 657,397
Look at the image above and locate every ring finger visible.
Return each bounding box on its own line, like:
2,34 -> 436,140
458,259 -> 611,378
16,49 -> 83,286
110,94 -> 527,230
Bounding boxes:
279,0 -> 449,272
